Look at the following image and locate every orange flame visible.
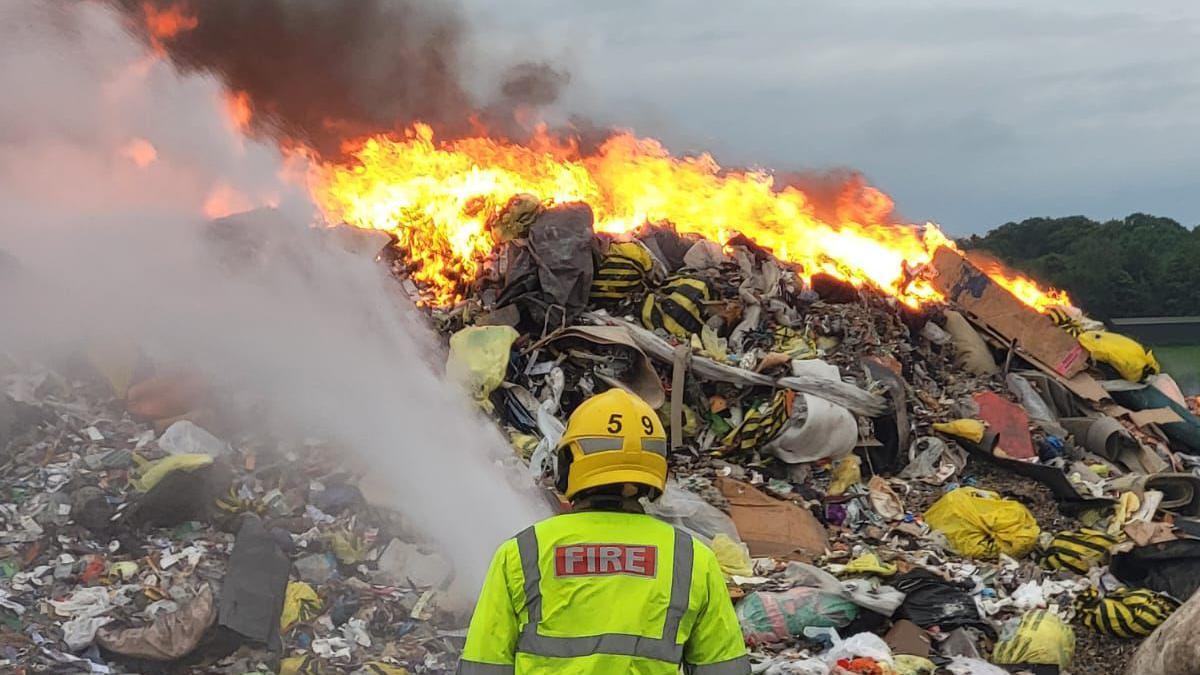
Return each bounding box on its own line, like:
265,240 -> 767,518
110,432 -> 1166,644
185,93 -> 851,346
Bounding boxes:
224,90 -> 253,133
142,2 -> 197,53
307,123 -> 1069,313
120,137 -> 158,168
967,253 -> 1072,313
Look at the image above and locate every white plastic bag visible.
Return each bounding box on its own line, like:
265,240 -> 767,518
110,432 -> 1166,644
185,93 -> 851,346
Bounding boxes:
823,631 -> 893,665
158,421 -> 230,457
528,405 -> 564,479
644,481 -> 740,543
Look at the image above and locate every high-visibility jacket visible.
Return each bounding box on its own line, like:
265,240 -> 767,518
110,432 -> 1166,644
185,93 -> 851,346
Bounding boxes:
458,510 -> 750,675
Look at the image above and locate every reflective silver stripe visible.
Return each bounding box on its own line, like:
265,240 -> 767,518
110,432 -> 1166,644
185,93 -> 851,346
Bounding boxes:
575,437 -> 625,454
515,526 -> 696,663
686,656 -> 752,675
661,528 -> 694,644
456,661 -> 515,675
518,632 -> 682,661
516,526 -> 542,623
641,438 -> 668,456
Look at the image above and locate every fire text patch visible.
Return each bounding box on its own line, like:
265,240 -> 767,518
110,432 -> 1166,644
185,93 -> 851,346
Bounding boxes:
554,544 -> 658,578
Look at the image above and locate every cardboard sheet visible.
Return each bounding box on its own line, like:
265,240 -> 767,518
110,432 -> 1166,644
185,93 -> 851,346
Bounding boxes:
715,477 -> 828,559
931,247 -> 1086,378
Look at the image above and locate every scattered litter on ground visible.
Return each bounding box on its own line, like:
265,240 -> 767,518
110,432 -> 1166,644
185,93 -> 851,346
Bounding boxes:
4,206 -> 1198,674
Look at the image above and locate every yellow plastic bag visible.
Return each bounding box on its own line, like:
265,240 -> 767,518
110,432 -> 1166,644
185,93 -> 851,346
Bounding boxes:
992,610 -> 1075,668
279,655 -> 329,675
358,663 -> 411,675
331,530 -> 367,565
828,455 -> 862,496
932,419 -> 986,444
446,326 -> 519,403
1108,491 -> 1141,536
1079,330 -> 1160,382
280,581 -> 323,632
712,533 -> 753,578
842,551 -> 897,577
893,655 -> 936,675
131,453 -> 213,492
924,487 -> 1040,559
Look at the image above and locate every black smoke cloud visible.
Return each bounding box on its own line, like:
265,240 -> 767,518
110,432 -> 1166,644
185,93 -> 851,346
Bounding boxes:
111,0 -> 571,156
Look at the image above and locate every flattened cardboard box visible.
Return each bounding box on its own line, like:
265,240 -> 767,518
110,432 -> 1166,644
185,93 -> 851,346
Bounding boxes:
931,247 -> 1087,378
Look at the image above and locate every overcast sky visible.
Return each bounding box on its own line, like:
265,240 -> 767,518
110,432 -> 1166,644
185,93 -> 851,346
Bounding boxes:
462,0 -> 1200,235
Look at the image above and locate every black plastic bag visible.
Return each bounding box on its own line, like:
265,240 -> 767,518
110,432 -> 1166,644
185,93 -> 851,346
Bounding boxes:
893,569 -> 995,637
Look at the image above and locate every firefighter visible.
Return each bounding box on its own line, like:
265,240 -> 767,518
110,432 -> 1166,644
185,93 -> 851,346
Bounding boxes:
458,388 -> 750,674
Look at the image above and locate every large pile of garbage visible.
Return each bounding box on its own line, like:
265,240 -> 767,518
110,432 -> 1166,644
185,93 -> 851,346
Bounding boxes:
3,200 -> 1200,674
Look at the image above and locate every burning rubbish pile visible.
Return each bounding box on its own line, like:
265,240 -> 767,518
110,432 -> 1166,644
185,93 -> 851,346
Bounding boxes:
4,2 -> 1200,674
4,116 -> 1200,675
363,192 -> 1199,674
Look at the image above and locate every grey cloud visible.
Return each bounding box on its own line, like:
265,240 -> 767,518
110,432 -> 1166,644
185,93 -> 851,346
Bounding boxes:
460,0 -> 1200,233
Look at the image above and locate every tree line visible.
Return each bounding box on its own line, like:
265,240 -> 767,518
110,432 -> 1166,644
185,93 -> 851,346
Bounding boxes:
961,213 -> 1200,320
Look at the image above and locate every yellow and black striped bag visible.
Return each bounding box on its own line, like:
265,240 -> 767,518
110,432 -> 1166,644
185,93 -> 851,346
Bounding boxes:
641,275 -> 712,340
1047,307 -> 1084,336
992,610 -> 1075,668
721,390 -> 794,456
1076,587 -> 1179,638
1041,528 -> 1121,574
590,241 -> 655,306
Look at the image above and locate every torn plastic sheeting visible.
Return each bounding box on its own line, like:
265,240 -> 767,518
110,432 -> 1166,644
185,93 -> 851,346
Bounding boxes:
583,314 -> 887,416
643,480 -> 740,544
862,356 -> 910,475
1006,372 -> 1068,437
782,562 -> 905,617
973,391 -> 1036,460
96,585 -> 216,661
446,326 -> 519,403
532,324 -> 665,408
62,616 -> 114,651
51,585 -> 133,651
498,202 -> 596,320
898,437 -> 966,484
764,359 -> 857,464
219,516 -> 289,646
527,404 -> 565,480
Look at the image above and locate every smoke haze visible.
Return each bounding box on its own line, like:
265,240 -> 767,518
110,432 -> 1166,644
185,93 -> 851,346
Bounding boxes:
111,0 -> 573,155
0,2 -> 547,591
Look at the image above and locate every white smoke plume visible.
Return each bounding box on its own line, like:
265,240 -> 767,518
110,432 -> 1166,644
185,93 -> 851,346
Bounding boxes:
0,2 -> 547,591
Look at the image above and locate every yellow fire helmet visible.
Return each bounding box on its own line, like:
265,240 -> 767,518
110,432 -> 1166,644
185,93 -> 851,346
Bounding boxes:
555,388 -> 669,500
